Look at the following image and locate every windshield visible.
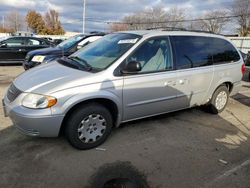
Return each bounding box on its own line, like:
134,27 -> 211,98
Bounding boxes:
70,33 -> 141,70
57,35 -> 85,49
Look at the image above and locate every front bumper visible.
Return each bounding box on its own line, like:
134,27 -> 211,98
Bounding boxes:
3,96 -> 64,137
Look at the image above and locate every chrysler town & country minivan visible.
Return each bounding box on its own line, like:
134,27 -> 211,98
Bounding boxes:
3,30 -> 245,149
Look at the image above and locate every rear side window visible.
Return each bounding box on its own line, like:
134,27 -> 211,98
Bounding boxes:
171,36 -> 213,69
171,36 -> 240,70
210,38 -> 240,64
26,39 -> 41,46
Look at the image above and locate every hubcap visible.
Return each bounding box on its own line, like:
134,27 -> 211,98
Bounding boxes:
77,114 -> 106,143
215,91 -> 227,110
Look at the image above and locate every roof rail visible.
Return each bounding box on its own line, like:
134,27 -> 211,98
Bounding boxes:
146,27 -> 217,34
146,26 -> 186,31
184,29 -> 215,34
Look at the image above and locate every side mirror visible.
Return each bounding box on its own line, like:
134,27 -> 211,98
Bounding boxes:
122,61 -> 142,74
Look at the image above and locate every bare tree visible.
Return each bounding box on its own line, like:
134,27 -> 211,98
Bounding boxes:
165,7 -> 185,28
118,6 -> 185,30
6,11 -> 24,32
199,10 -> 230,33
231,0 -> 250,36
44,9 -> 65,35
141,6 -> 168,29
110,23 -> 128,32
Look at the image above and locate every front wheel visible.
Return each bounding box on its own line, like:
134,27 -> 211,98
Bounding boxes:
207,85 -> 229,114
65,103 -> 113,150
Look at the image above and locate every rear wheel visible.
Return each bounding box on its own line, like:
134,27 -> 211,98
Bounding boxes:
65,103 -> 113,150
207,85 -> 229,114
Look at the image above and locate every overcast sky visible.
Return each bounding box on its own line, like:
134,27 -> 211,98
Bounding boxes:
0,0 -> 236,33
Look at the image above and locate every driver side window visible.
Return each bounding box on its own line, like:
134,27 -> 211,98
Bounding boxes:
127,37 -> 172,73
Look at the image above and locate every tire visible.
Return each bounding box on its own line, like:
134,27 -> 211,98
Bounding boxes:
65,103 -> 113,150
207,85 -> 229,114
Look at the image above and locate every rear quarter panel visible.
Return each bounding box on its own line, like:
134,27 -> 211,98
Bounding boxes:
205,61 -> 243,102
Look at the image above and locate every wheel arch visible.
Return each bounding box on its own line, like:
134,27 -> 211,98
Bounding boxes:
206,80 -> 233,104
59,96 -> 121,136
213,81 -> 233,95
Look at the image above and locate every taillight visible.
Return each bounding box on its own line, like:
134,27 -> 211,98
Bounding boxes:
241,64 -> 246,74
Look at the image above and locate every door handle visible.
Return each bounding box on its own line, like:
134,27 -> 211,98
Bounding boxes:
164,81 -> 176,86
178,79 -> 188,85
18,49 -> 25,52
179,79 -> 185,85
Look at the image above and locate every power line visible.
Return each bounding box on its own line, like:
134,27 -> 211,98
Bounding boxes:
82,13 -> 250,25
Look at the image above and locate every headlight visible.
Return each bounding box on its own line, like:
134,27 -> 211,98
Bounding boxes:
22,93 -> 57,109
31,55 -> 46,63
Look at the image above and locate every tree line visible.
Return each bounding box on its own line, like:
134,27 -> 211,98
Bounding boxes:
0,9 -> 65,35
110,0 -> 250,36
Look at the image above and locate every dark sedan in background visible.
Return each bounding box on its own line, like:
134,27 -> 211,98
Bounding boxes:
0,36 -> 52,64
23,33 -> 104,70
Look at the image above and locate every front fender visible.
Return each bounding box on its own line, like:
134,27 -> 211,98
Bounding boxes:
51,90 -> 123,125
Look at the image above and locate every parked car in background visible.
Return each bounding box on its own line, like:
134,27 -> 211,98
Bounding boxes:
53,39 -> 64,45
41,37 -> 53,43
240,50 -> 250,81
0,36 -> 52,64
23,33 -> 105,70
3,31 -> 244,149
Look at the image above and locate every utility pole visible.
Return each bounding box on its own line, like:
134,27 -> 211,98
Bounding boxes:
2,16 -> 4,29
15,12 -> 18,32
83,0 -> 86,34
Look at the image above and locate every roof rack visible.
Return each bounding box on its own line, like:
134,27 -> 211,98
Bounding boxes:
183,29 -> 215,34
146,27 -> 216,34
146,26 -> 186,31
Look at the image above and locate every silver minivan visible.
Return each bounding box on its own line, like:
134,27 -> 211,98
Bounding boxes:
2,31 -> 245,149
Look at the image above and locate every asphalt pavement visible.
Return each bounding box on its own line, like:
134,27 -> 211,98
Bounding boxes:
0,66 -> 249,188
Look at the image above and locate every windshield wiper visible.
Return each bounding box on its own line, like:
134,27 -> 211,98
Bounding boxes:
68,56 -> 92,71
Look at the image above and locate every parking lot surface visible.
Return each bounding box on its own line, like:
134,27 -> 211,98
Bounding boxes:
0,66 -> 250,188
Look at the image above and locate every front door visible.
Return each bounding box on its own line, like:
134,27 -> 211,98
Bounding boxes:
122,37 -> 178,121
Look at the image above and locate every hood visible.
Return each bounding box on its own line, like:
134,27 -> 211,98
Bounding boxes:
14,61 -> 100,94
27,47 -> 63,56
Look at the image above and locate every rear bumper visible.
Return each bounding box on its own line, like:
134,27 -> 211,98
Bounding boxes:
242,66 -> 250,82
230,81 -> 242,96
